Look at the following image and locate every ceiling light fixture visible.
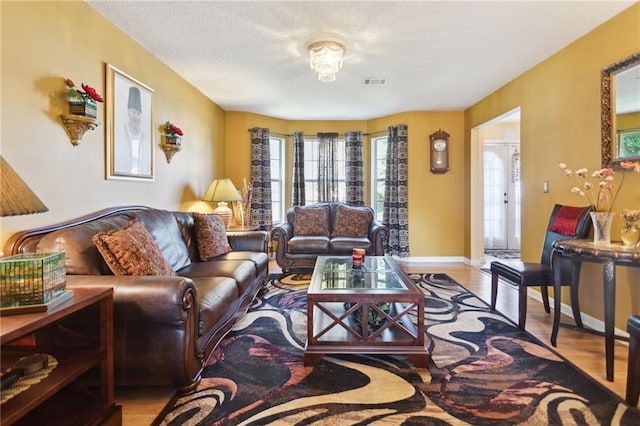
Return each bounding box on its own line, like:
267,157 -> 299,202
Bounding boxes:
307,40 -> 346,83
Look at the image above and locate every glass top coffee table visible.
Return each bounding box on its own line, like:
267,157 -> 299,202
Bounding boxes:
304,256 -> 428,367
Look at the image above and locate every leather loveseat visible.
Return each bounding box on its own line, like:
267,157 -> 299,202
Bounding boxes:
271,202 -> 388,272
4,206 -> 269,393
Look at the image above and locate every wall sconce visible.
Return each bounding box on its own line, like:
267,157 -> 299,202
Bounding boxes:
161,121 -> 183,163
60,114 -> 99,146
201,178 -> 243,228
161,135 -> 182,163
60,78 -> 102,146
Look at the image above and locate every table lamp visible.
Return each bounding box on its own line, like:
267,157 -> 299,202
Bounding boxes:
201,178 -> 243,228
1,155 -> 49,218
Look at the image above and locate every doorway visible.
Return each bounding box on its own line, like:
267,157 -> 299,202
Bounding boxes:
484,142 -> 521,249
468,107 -> 521,265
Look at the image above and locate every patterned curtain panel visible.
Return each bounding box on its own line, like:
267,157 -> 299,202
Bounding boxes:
317,132 -> 339,202
291,131 -> 305,206
345,130 -> 364,206
250,127 -> 272,229
383,124 -> 410,257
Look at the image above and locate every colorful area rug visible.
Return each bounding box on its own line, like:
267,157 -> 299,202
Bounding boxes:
154,273 -> 639,425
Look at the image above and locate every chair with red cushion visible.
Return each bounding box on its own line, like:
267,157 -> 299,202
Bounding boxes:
490,204 -> 593,330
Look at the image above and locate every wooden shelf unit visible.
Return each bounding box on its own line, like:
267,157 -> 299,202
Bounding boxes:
1,287 -> 121,425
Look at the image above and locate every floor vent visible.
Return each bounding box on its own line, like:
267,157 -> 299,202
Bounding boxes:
362,77 -> 388,85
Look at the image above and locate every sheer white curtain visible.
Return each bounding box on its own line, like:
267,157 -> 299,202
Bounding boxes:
317,132 -> 339,202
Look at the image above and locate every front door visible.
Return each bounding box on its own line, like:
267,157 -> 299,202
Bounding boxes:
483,143 -> 521,249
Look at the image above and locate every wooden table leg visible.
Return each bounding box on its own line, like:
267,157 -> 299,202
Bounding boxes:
551,250 -> 562,347
603,259 -> 616,382
304,352 -> 324,366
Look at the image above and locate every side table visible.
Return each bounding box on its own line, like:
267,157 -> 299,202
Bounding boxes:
551,239 -> 640,382
1,287 -> 122,425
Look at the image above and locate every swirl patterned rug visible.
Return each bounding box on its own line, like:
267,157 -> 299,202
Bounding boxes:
154,273 -> 640,425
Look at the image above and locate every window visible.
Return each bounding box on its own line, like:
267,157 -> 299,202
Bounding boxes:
371,136 -> 388,221
270,137 -> 285,223
304,138 -> 346,204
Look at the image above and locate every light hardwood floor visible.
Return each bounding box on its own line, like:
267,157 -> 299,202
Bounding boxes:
116,260 -> 636,424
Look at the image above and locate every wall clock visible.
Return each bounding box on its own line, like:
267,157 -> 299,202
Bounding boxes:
429,129 -> 450,173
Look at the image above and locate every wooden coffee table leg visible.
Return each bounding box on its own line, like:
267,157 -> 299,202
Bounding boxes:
408,353 -> 429,368
304,352 -> 324,366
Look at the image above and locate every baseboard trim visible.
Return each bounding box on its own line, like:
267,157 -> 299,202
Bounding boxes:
393,256 -> 628,341
527,288 -> 629,341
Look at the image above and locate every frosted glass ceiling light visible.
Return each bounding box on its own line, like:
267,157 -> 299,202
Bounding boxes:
307,40 -> 346,83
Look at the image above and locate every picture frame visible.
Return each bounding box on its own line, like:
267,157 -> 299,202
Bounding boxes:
105,64 -> 155,181
617,128 -> 640,160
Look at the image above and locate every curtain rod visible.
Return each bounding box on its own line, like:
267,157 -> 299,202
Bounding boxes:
247,129 -> 389,137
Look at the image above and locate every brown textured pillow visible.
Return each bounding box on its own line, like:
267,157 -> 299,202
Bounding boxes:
193,213 -> 232,261
92,220 -> 176,276
293,206 -> 330,236
332,205 -> 373,238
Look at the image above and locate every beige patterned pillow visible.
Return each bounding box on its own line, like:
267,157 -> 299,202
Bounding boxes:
193,213 -> 232,261
332,205 -> 372,238
293,206 -> 330,236
93,220 -> 176,276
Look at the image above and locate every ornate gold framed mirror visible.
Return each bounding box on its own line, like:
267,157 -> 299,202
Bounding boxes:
601,52 -> 640,168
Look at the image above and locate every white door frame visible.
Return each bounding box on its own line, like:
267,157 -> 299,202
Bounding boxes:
469,107 -> 521,266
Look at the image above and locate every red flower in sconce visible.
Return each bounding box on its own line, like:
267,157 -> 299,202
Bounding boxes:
65,78 -> 103,103
79,83 -> 104,103
165,121 -> 184,137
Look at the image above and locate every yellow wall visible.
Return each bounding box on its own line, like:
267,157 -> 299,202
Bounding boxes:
224,111 -> 466,256
465,3 -> 640,328
1,1 -> 638,328
0,1 -> 226,249
617,112 -> 640,130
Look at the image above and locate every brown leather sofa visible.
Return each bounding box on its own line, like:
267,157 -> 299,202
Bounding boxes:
271,202 -> 388,272
4,206 -> 269,393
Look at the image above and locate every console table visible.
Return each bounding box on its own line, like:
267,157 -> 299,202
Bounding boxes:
551,239 -> 640,381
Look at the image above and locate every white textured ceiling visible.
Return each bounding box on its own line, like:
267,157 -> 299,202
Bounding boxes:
87,1 -> 635,121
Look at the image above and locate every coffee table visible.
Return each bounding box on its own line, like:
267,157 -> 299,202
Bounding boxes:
304,256 -> 428,367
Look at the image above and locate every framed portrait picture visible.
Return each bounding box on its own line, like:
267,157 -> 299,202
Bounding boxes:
105,64 -> 155,181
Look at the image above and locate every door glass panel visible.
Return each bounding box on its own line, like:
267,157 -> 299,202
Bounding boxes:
484,145 -> 507,248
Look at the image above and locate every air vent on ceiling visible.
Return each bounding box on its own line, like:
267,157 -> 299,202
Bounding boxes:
362,77 -> 388,86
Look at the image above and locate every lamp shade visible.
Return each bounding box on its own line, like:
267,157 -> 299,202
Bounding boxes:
202,178 -> 242,229
201,178 -> 243,203
1,155 -> 48,217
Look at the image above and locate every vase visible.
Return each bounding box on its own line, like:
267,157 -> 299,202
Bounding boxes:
589,212 -> 615,246
166,135 -> 181,146
68,97 -> 97,119
620,219 -> 640,248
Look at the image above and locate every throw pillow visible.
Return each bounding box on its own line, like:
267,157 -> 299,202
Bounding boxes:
293,206 -> 330,236
92,220 -> 176,276
332,205 -> 372,238
193,213 -> 233,261
549,206 -> 586,236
